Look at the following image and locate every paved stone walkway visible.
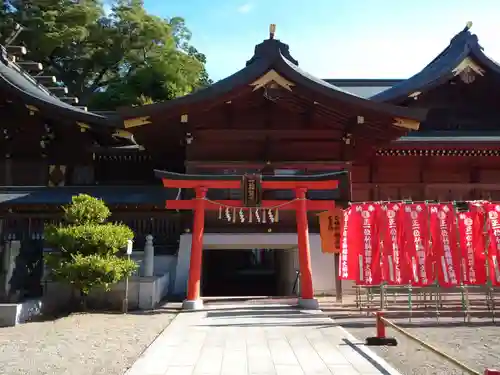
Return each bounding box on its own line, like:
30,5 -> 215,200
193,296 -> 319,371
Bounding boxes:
125,304 -> 401,375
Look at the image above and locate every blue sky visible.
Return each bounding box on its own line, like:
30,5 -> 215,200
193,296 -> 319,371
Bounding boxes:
143,0 -> 500,82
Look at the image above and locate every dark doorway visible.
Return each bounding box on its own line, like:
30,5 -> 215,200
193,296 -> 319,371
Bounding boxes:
202,249 -> 281,297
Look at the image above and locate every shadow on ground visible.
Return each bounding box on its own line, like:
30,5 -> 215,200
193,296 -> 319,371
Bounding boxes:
193,304 -> 335,328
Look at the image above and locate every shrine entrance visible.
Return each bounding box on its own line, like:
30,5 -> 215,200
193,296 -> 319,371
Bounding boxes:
155,169 -> 345,310
201,248 -> 290,297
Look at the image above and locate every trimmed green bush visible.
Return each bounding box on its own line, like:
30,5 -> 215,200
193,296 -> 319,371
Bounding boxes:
44,194 -> 138,302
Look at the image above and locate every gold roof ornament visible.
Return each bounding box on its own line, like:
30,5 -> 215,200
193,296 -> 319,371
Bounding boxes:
76,121 -> 90,133
466,21 -> 473,30
269,24 -> 276,39
250,70 -> 294,92
123,116 -> 152,129
393,118 -> 420,131
452,57 -> 485,84
25,104 -> 38,115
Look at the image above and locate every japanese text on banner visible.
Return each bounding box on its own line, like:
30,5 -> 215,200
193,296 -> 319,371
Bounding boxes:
379,203 -> 407,285
485,204 -> 500,285
403,203 -> 433,286
339,207 -> 358,280
429,204 -> 460,287
458,204 -> 487,285
355,203 -> 382,285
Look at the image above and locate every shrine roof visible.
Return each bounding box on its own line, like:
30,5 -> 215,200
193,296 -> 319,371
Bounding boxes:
371,22 -> 500,103
0,45 -> 120,128
118,29 -> 426,123
0,186 -> 175,205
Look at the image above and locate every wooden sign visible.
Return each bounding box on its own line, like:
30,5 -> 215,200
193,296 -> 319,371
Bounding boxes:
242,174 -> 262,207
318,209 -> 342,253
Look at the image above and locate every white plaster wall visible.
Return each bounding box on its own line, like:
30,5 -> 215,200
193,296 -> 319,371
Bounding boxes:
173,233 -> 342,296
132,253 -> 177,277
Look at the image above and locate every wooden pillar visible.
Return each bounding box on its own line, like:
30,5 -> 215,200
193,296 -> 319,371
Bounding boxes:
4,158 -> 12,185
295,188 -> 318,309
183,186 -> 207,310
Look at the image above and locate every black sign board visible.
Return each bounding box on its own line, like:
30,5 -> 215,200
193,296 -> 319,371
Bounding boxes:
242,174 -> 262,207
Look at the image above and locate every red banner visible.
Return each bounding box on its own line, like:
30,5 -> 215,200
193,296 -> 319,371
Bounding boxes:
458,203 -> 487,285
339,207 -> 358,281
485,203 -> 500,286
378,203 -> 408,285
356,203 -> 382,285
339,204 -> 382,285
429,204 -> 461,287
402,203 -> 433,286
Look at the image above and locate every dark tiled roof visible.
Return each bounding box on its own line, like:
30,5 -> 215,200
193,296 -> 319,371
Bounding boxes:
119,36 -> 427,122
0,186 -> 175,205
0,45 -> 120,128
371,25 -> 500,103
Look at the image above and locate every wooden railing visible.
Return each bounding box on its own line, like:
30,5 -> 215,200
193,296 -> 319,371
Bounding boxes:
0,212 -> 184,255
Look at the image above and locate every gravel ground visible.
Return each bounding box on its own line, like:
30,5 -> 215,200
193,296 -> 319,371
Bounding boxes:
0,308 -> 178,375
332,311 -> 500,375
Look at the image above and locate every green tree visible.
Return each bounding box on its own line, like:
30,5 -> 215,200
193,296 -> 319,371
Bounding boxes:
1,0 -> 210,108
44,194 -> 137,307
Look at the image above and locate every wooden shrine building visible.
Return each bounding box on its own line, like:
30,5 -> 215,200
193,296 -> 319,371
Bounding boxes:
0,30 -> 182,301
2,21 -> 500,306
350,22 -> 500,202
119,24 -> 426,308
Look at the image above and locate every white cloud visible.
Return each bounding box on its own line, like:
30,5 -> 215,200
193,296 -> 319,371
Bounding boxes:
102,0 -> 112,16
237,3 -> 254,14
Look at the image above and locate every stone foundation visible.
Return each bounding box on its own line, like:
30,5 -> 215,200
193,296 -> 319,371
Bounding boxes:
42,274 -> 169,313
0,299 -> 43,327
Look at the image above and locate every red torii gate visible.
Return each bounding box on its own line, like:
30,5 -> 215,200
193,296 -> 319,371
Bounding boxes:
155,170 -> 345,310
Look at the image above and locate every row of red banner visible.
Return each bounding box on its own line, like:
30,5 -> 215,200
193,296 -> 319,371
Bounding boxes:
339,201 -> 500,286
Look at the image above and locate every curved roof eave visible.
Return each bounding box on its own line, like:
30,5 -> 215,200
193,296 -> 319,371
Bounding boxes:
274,56 -> 427,121
371,26 -> 500,104
469,44 -> 500,73
0,59 -> 119,128
119,49 -> 426,123
118,57 -> 273,119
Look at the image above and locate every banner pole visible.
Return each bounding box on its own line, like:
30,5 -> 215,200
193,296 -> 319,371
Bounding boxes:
402,200 -> 414,322
408,283 -> 413,323
483,201 -> 495,323
426,200 -> 440,322
379,202 -> 388,311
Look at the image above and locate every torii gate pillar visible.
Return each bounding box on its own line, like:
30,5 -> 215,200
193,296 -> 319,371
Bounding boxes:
182,186 -> 207,310
295,187 -> 318,309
